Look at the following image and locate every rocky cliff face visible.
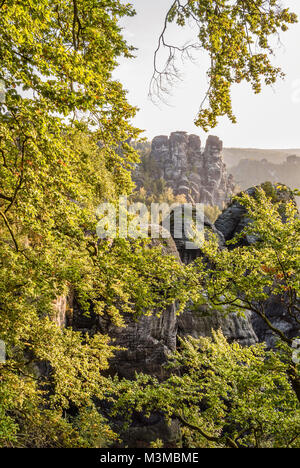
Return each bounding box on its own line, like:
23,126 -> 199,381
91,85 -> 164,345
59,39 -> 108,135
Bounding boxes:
229,155 -> 300,209
148,132 -> 235,208
178,306 -> 257,347
164,204 -> 258,348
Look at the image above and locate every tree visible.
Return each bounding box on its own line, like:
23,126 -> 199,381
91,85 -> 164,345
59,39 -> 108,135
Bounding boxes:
0,0 -> 191,447
0,0 -> 135,447
151,0 -> 297,130
112,185 -> 300,449
114,330 -> 300,448
192,185 -> 300,401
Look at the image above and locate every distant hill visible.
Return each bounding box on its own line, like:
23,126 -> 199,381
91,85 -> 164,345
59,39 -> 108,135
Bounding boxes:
228,154 -> 300,207
134,143 -> 300,169
223,148 -> 300,168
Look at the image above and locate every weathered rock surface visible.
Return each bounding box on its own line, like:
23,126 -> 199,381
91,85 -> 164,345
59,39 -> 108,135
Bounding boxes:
163,204 -> 225,264
178,305 -> 258,347
147,132 -> 235,208
97,303 -> 178,380
252,294 -> 300,349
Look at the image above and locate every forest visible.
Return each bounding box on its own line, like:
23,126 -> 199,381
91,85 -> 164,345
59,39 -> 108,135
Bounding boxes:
0,0 -> 299,449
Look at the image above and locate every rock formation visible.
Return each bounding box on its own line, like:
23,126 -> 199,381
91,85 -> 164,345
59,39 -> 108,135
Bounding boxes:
71,218 -> 258,446
229,155 -> 300,209
164,204 -> 225,264
70,216 -> 258,381
178,305 -> 257,347
52,291 -> 74,329
97,304 -> 178,380
147,132 -> 235,208
251,294 -> 299,349
70,185 -> 298,379
165,204 -> 258,347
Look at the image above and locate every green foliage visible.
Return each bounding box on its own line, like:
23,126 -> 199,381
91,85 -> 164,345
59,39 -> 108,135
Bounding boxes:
155,0 -> 297,130
0,0 -> 192,447
0,0 -> 299,449
191,186 -> 300,403
196,187 -> 300,329
111,187 -> 300,448
204,204 -> 221,223
131,185 -> 187,207
114,331 -> 300,448
131,146 -> 187,206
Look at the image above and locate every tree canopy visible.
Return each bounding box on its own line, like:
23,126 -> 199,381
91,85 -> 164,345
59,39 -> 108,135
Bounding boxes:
115,330 -> 300,448
151,0 -> 297,130
113,186 -> 300,448
0,0 -> 299,448
0,0 -> 191,447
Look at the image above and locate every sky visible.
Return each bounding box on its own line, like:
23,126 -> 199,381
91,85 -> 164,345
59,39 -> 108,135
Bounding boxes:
115,0 -> 300,148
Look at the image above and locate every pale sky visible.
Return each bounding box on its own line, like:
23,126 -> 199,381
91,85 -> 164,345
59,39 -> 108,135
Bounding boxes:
115,0 -> 300,148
